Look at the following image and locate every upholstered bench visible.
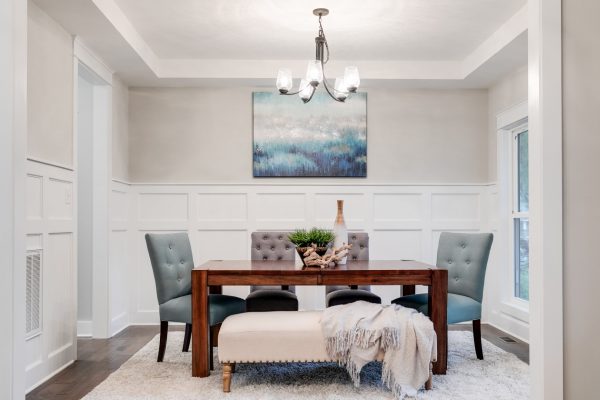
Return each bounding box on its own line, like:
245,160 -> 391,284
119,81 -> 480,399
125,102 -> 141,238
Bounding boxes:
218,311 -> 433,393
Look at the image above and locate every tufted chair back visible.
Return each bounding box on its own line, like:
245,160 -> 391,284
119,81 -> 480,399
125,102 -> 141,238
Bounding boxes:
145,232 -> 194,305
437,232 -> 494,303
327,232 -> 370,293
250,232 -> 296,293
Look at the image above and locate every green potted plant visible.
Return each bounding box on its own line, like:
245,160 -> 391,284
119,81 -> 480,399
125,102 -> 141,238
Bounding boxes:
288,228 -> 335,266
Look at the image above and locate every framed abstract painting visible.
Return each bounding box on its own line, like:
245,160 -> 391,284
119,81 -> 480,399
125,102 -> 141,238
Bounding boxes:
252,92 -> 367,177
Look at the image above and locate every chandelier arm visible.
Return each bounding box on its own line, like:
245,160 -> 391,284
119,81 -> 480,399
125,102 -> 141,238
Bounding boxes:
321,63 -> 346,103
279,81 -> 313,96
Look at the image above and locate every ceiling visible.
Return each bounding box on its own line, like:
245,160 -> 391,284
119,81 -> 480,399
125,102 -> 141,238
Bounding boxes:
34,0 -> 528,87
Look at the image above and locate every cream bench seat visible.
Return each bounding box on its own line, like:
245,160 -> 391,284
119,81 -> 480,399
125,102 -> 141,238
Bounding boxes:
218,310 -> 432,392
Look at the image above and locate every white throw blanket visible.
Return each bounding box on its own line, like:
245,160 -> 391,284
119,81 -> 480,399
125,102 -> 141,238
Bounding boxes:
320,301 -> 437,399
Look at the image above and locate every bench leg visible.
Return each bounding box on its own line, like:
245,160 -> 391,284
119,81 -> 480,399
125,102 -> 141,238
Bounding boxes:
425,372 -> 433,390
223,363 -> 233,393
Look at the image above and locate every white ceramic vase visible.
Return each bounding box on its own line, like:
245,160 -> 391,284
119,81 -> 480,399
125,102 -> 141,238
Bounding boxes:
333,200 -> 348,264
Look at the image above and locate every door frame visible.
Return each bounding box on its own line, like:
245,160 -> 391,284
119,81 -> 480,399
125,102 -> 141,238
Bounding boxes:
73,39 -> 114,339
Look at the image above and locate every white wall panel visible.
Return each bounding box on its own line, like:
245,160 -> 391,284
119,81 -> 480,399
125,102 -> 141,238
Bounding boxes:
373,193 -> 422,228
26,174 -> 43,220
371,230 -> 423,261
431,193 -> 480,222
46,178 -> 73,220
126,183 -> 494,322
25,160 -> 76,392
197,193 -> 247,222
138,193 -> 188,221
255,193 -> 306,229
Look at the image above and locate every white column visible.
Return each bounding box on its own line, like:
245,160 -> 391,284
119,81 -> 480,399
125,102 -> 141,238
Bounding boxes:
528,0 -> 564,399
0,0 -> 27,398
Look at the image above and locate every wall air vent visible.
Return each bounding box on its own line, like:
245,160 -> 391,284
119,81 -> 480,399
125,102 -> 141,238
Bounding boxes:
26,250 -> 42,338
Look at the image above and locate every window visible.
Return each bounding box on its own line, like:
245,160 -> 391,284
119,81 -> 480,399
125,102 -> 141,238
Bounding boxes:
512,127 -> 529,301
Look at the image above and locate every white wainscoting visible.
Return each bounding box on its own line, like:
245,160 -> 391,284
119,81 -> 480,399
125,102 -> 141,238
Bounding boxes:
126,183 -> 496,325
25,160 -> 77,391
109,181 -> 133,336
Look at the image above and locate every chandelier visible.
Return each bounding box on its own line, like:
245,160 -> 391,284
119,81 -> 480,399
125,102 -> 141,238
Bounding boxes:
276,8 -> 360,103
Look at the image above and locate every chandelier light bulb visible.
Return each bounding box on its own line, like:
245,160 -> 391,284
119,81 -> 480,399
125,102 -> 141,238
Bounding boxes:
343,66 -> 360,92
306,60 -> 323,86
299,79 -> 315,103
276,69 -> 293,94
334,77 -> 349,101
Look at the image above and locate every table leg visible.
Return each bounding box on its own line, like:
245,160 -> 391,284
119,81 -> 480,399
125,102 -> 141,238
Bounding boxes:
192,269 -> 210,377
429,269 -> 448,374
402,284 -> 416,296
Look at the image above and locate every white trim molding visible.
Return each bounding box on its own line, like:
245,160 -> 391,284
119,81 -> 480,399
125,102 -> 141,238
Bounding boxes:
528,0 -> 564,399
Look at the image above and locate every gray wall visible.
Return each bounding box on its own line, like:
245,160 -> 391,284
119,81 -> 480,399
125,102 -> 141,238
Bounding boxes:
27,0 -> 73,167
112,76 -> 129,181
562,0 -> 600,397
128,87 -> 489,183
487,65 -> 528,181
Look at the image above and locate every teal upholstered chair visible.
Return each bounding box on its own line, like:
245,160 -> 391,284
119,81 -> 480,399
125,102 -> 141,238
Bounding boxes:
145,232 -> 245,366
392,232 -> 493,359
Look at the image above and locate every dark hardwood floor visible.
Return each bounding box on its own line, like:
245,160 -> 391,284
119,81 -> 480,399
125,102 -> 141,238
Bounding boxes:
27,324 -> 528,400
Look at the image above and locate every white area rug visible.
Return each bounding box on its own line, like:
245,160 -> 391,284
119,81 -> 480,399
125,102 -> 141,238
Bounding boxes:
83,331 -> 529,400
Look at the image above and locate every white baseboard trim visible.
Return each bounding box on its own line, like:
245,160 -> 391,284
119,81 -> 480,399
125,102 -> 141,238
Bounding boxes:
26,360 -> 75,394
77,320 -> 93,337
488,312 -> 529,343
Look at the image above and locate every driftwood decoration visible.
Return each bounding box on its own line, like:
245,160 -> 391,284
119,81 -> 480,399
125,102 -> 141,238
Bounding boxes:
302,243 -> 353,268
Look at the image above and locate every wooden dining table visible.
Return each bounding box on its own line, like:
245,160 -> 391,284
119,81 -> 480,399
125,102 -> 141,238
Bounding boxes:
191,259 -> 448,378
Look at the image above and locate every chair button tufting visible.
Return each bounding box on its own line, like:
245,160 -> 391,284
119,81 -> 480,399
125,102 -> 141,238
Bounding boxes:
256,246 -> 261,250
277,256 -> 282,260
263,236 -> 268,240
263,256 -> 267,260
466,260 -> 471,265
278,236 -> 283,240
448,259 -> 453,264
285,246 -> 290,250
461,243 -> 466,249
271,246 -> 275,250
352,256 -> 357,260
352,236 -> 357,240
360,245 -> 364,249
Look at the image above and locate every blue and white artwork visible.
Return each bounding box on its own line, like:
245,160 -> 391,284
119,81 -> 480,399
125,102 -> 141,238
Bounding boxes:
253,92 -> 367,177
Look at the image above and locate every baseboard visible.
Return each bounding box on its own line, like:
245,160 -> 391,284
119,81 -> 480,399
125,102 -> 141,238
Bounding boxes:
488,312 -> 529,343
26,360 -> 74,393
77,320 -> 93,337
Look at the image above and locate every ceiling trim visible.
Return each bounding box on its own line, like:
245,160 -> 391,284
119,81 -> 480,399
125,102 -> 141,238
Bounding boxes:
91,0 -> 527,82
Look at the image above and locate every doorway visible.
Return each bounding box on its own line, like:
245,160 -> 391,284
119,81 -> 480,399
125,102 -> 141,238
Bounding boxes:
75,61 -> 111,338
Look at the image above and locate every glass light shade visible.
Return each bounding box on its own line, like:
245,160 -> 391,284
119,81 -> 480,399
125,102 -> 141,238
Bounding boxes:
334,77 -> 349,101
299,79 -> 315,103
276,68 -> 293,93
343,66 -> 360,92
306,60 -> 323,85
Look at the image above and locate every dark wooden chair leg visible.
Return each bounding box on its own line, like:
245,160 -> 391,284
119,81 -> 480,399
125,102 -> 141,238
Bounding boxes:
473,319 -> 484,360
183,323 -> 192,352
158,321 -> 168,362
209,324 -> 214,370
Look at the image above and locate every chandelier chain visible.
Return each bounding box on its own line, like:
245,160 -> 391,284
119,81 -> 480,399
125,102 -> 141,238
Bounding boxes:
318,15 -> 330,64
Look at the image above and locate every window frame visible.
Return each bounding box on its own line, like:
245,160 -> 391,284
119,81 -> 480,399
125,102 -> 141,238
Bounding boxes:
510,125 -> 530,304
